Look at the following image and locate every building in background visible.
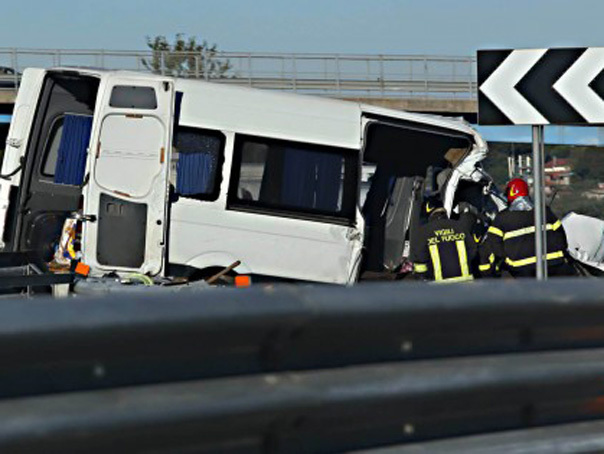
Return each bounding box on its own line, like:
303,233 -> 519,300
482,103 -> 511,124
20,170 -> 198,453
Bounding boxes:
506,150 -> 573,196
584,182 -> 604,200
544,157 -> 572,194
507,151 -> 532,180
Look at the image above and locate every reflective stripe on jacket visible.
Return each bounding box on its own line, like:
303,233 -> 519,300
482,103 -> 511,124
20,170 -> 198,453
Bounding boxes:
410,213 -> 479,282
479,207 -> 568,277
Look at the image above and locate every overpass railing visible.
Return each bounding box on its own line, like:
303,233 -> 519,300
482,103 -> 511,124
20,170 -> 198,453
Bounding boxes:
0,48 -> 478,100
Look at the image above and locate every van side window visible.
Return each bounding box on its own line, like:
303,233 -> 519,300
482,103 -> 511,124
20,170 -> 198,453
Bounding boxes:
41,117 -> 64,177
172,127 -> 224,201
228,135 -> 358,223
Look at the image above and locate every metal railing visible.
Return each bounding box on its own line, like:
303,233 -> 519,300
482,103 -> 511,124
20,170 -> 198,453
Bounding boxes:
0,48 -> 478,100
0,278 -> 603,452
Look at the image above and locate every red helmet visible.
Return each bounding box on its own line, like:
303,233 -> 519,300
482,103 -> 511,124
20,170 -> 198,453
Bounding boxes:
505,178 -> 529,203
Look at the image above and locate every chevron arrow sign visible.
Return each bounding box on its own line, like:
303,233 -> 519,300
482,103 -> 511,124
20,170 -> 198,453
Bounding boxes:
477,47 -> 604,125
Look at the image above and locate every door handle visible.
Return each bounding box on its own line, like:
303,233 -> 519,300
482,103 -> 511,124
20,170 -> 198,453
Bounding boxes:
71,213 -> 97,223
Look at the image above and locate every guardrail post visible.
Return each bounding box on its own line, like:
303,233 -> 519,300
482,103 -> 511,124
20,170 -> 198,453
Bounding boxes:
424,56 -> 429,97
409,59 -> 413,97
379,55 -> 385,97
453,59 -> 457,99
195,55 -> 200,79
247,53 -> 252,87
366,58 -> 370,97
292,54 -> 297,92
11,48 -> 18,89
336,55 -> 341,95
160,51 -> 166,76
203,48 -> 209,81
468,57 -> 473,98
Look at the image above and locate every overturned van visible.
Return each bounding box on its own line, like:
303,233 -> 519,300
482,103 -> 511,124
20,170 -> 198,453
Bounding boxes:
0,68 -> 499,284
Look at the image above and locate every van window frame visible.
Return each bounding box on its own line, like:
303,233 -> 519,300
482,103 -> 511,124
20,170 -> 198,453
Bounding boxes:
109,85 -> 158,110
227,134 -> 359,226
39,114 -> 65,180
172,126 -> 226,202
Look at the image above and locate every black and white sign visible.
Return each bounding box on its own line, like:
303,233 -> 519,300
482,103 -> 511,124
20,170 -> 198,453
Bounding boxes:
478,48 -> 604,126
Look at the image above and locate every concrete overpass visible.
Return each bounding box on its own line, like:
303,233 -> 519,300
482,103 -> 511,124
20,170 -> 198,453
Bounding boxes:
0,49 -> 478,121
342,97 -> 476,121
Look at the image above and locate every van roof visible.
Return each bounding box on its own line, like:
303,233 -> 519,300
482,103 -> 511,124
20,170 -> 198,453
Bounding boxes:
47,67 -> 481,148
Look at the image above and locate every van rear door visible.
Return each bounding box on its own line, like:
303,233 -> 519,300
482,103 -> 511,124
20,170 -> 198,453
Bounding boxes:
82,76 -> 174,276
3,71 -> 99,258
0,69 -> 46,249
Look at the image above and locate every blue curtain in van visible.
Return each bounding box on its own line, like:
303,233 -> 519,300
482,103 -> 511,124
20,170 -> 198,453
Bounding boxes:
176,152 -> 213,195
315,153 -> 341,211
54,114 -> 93,185
281,148 -> 342,211
281,148 -> 315,208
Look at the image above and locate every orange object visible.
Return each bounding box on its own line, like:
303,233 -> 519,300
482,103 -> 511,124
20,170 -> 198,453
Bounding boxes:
75,262 -> 90,277
234,275 -> 252,288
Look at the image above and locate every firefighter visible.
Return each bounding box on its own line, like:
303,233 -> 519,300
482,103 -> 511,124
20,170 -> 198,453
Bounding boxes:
410,197 -> 481,282
479,178 -> 575,277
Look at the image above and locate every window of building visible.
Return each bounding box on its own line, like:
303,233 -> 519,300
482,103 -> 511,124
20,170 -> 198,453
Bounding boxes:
228,135 -> 358,223
171,127 -> 225,201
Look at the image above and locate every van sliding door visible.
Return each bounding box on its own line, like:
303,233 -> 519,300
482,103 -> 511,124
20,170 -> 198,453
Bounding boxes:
82,77 -> 173,276
361,118 -> 472,273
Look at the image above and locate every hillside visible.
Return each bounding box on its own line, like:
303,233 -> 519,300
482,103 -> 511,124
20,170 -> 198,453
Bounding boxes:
483,142 -> 604,219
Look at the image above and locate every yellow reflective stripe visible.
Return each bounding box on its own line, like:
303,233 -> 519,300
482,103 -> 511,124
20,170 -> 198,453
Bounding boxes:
505,250 -> 565,267
479,253 -> 495,271
414,263 -> 428,273
503,226 -> 534,240
455,240 -> 471,278
488,226 -> 504,237
473,233 -> 481,243
503,221 -> 564,240
429,244 -> 443,281
434,275 -> 475,284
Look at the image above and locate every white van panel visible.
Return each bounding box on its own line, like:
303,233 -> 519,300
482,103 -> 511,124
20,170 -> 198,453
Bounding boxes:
169,201 -> 361,284
2,68 -> 46,186
95,115 -> 165,198
175,80 -> 362,150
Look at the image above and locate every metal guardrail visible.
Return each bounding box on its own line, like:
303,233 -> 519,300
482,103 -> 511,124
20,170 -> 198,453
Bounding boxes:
0,279 -> 602,452
4,348 -> 604,453
357,420 -> 604,454
0,48 -> 478,100
0,278 -> 603,398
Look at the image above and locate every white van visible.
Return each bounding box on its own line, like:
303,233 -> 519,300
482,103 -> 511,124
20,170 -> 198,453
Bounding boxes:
0,68 -> 497,284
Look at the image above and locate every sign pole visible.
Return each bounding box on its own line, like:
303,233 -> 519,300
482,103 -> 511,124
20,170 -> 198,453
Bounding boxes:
532,125 -> 547,280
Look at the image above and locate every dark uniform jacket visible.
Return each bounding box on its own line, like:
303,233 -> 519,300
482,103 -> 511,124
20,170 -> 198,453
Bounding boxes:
480,207 -> 571,277
410,213 -> 481,282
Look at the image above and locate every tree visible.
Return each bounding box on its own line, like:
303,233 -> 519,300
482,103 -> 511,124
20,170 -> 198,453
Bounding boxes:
142,34 -> 231,78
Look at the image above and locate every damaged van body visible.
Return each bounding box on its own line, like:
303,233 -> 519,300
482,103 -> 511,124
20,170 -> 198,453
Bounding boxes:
0,68 -> 499,284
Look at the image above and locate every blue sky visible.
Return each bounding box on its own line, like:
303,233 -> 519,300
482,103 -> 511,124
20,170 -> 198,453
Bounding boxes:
1,0 -> 603,54
2,0 -> 604,144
